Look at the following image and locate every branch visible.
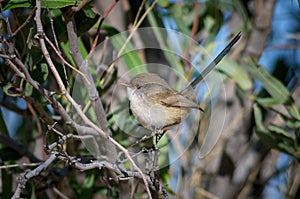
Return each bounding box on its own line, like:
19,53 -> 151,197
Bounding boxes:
245,0 -> 276,58
4,19 -> 153,199
11,152 -> 58,199
0,133 -> 41,163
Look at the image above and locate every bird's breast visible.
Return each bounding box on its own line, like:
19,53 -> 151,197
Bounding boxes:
128,91 -> 190,131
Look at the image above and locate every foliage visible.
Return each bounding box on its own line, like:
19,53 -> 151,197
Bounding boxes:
0,0 -> 299,198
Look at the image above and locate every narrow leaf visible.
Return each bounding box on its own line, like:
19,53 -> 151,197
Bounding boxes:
219,58 -> 252,90
255,97 -> 280,107
110,34 -> 147,76
245,58 -> 290,104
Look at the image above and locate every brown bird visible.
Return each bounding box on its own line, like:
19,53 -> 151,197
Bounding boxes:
121,32 -> 241,132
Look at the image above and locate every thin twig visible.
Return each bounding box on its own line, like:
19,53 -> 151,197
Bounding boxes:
11,7 -> 37,38
87,0 -> 120,59
133,0 -> 147,27
43,0 -> 69,85
12,153 -> 58,199
53,187 -> 69,199
44,35 -> 89,83
190,1 -> 199,40
72,0 -> 89,12
0,162 -> 42,169
34,2 -> 152,197
105,0 -> 158,77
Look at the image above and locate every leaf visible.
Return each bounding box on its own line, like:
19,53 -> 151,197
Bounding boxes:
253,104 -> 268,133
219,58 -> 252,90
146,12 -> 186,84
4,0 -> 86,10
31,63 -> 49,83
268,124 -> 289,136
78,38 -> 88,59
60,37 -> 87,66
74,7 -> 100,36
110,34 -> 147,76
245,57 -> 291,104
157,0 -> 169,8
286,120 -> 300,129
255,97 -> 280,107
254,104 -> 300,160
3,83 -> 19,97
287,102 -> 300,121
24,83 -> 33,96
82,174 -> 95,189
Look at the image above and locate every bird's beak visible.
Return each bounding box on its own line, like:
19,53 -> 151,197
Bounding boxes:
119,82 -> 135,89
119,81 -> 130,87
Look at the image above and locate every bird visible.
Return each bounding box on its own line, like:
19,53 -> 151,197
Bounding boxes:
120,32 -> 241,132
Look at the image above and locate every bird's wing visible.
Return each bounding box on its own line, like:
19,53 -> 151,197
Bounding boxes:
145,83 -> 204,112
160,92 -> 204,112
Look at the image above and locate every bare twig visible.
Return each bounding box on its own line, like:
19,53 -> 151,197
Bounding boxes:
44,35 -> 89,83
34,1 -> 68,96
43,0 -> 69,85
132,0 -> 147,27
190,1 -> 199,40
72,0 -> 89,12
11,7 -> 37,38
12,153 -> 58,199
53,187 -> 69,199
87,0 -> 120,59
1,1 -> 163,197
105,0 -> 158,77
31,1 -> 152,197
0,162 -> 42,169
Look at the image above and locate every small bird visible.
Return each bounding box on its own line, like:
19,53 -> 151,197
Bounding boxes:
121,32 -> 241,132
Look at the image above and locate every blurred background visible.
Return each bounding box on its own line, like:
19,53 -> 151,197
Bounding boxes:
1,0 -> 300,198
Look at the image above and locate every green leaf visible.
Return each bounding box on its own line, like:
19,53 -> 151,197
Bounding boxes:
219,58 -> 252,90
74,7 -> 100,36
3,83 -> 19,97
245,57 -> 291,104
170,4 -> 183,18
31,63 -> 49,83
24,83 -> 33,96
147,12 -> 186,84
253,104 -> 268,133
3,0 -> 31,10
287,120 -> 300,129
110,34 -> 147,76
268,124 -> 289,136
157,0 -> 169,8
60,37 -> 87,66
254,104 -> 300,160
101,22 -> 120,36
83,174 -> 95,189
287,102 -> 300,121
78,38 -> 88,59
4,0 -> 85,10
255,97 -> 280,107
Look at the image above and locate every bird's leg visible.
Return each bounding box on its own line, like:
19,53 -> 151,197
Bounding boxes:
154,129 -> 166,145
152,130 -> 159,151
128,133 -> 153,148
